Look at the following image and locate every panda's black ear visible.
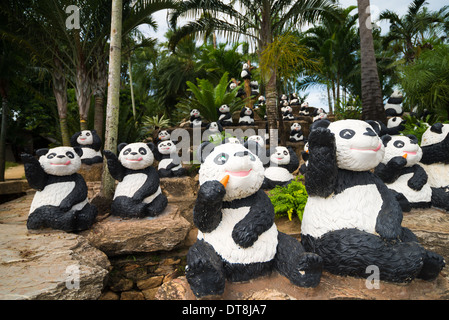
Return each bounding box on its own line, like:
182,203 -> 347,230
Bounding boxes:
73,147 -> 83,157
381,135 -> 392,147
310,119 -> 330,132
407,134 -> 418,144
430,123 -> 443,134
197,142 -> 215,163
117,143 -> 128,153
36,148 -> 49,157
91,129 -> 97,134
147,142 -> 156,153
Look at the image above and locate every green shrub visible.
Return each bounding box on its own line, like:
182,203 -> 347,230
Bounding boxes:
268,177 -> 308,222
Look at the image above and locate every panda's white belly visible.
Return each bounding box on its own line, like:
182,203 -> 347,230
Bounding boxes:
264,167 -> 293,182
240,115 -> 253,123
29,181 -> 86,214
192,119 -> 202,127
301,184 -> 382,238
386,172 -> 432,203
158,158 -> 181,171
81,147 -> 101,159
197,207 -> 278,264
420,163 -> 449,188
114,173 -> 161,202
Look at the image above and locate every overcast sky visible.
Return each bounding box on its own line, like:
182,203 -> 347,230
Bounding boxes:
140,0 -> 448,110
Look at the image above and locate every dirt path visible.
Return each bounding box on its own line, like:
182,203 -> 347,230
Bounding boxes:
4,164 -> 25,180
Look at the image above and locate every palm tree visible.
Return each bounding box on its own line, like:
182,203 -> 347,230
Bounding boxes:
357,0 -> 385,123
168,0 -> 337,146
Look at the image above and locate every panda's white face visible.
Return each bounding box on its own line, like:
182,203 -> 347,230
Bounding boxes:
247,135 -> 264,147
226,137 -> 241,144
391,89 -> 402,98
77,130 -> 94,145
291,123 -> 302,131
387,117 -> 404,129
421,123 -> 449,147
158,130 -> 170,141
190,109 -> 200,117
199,143 -> 264,201
242,63 -> 248,69
242,107 -> 252,116
158,140 -> 176,155
208,122 -> 220,132
328,120 -> 385,171
281,94 -> 287,100
270,146 -> 291,166
382,136 -> 422,167
119,143 -> 154,170
230,83 -> 237,90
285,106 -> 292,113
219,105 -> 230,113
39,147 -> 82,176
301,102 -> 309,108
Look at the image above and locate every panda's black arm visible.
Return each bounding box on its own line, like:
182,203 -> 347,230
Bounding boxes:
421,135 -> 449,164
59,174 -> 88,211
374,156 -> 407,184
286,147 -> 299,173
407,164 -> 428,191
69,133 -> 80,147
132,167 -> 161,201
374,178 -> 403,240
231,190 -> 274,248
21,153 -> 48,190
103,150 -> 125,181
304,127 -> 338,197
193,180 -> 225,233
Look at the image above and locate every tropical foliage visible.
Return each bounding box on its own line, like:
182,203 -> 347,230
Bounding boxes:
268,177 -> 308,221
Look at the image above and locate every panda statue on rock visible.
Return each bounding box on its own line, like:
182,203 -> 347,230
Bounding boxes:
300,119 -> 444,282
186,142 -> 323,298
217,104 -> 233,126
289,123 -> 304,142
155,140 -> 186,178
70,130 -> 103,165
239,107 -> 255,125
104,142 -> 168,218
262,146 -> 299,190
21,147 -> 98,231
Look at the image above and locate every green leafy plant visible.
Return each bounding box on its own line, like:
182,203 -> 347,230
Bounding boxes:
268,177 -> 308,222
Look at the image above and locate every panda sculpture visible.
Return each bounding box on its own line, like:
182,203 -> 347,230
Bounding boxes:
374,135 -> 432,211
217,104 -> 233,126
203,121 -> 223,143
21,147 -> 97,231
189,109 -> 205,128
104,142 -> 168,218
299,102 -> 310,116
282,105 -> 296,120
289,93 -> 300,106
240,63 -> 251,80
300,119 -> 445,282
261,146 -> 299,190
419,123 -> 449,212
289,123 -> 304,142
384,90 -> 404,117
386,117 -> 406,135
244,135 -> 267,163
238,107 -> 255,125
154,130 -> 171,144
70,130 -> 102,165
186,142 -> 323,298
155,140 -> 186,178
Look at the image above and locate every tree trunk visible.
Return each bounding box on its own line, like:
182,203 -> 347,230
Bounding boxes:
0,93 -> 8,182
92,46 -> 108,140
100,0 -> 122,200
358,0 -> 386,123
128,54 -> 136,121
51,56 -> 70,146
74,29 -> 92,131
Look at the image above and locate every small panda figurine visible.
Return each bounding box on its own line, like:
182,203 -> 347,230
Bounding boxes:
374,135 -> 432,211
312,108 -> 327,122
386,117 -> 405,135
70,130 -> 102,165
238,107 -> 254,125
250,80 -> 259,96
203,121 -> 223,143
299,142 -> 309,175
244,135 -> 267,162
301,119 -> 444,282
289,123 -> 304,142
240,63 -> 251,80
384,90 -> 404,117
217,104 -> 233,126
155,130 -> 171,144
261,146 -> 299,190
419,123 -> 449,212
282,105 -> 296,120
186,142 -> 323,298
289,93 -> 300,106
299,102 -> 310,116
104,142 -> 168,218
155,140 -> 186,178
21,147 -> 97,231
224,136 -> 242,144
189,109 -> 205,128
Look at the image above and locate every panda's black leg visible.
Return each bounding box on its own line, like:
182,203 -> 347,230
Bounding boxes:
186,239 -> 225,298
274,232 -> 323,288
74,203 -> 98,231
390,189 -> 411,212
431,187 -> 449,211
145,193 -> 168,217
90,156 -> 103,164
111,196 -> 147,218
27,206 -> 75,231
173,168 -> 186,177
158,169 -> 172,178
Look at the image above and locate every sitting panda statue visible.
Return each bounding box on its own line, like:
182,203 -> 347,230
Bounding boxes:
312,108 -> 328,122
238,107 -> 255,125
261,146 -> 299,190
154,130 -> 171,144
282,105 -> 296,120
186,142 -> 323,298
386,116 -> 406,135
299,102 -> 310,116
155,140 -> 186,178
289,123 -> 304,142
104,142 -> 168,218
21,147 -> 98,231
419,123 -> 449,212
374,135 -> 432,212
189,109 -> 205,128
244,135 -> 267,163
384,89 -> 404,117
300,119 -> 445,282
70,130 -> 102,165
203,121 -> 223,143
217,104 -> 233,126
289,93 -> 300,106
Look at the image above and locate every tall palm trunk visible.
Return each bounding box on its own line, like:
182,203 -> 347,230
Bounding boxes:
74,29 -> 92,131
357,0 -> 386,123
92,47 -> 108,140
52,56 -> 70,146
0,83 -> 8,182
100,0 -> 123,200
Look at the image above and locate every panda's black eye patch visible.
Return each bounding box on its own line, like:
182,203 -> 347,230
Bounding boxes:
393,141 -> 405,148
86,132 -> 90,136
123,148 -> 131,155
213,153 -> 229,165
138,147 -> 147,155
340,129 -> 355,139
66,151 -> 75,158
47,153 -> 56,159
283,151 -> 288,155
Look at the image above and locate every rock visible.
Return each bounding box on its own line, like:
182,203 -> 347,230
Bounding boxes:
78,163 -> 103,182
98,291 -> 120,300
109,278 -> 134,292
120,290 -> 145,300
83,204 -> 190,257
137,276 -> 164,290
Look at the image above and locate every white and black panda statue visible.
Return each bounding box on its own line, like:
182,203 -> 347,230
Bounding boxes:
419,123 -> 449,212
300,119 -> 445,282
186,142 -> 322,298
261,146 -> 299,190
154,130 -> 171,144
386,116 -> 406,135
238,107 -> 255,125
217,104 -> 233,126
21,147 -> 97,231
104,142 -> 168,218
189,109 -> 205,128
282,105 -> 296,120
374,135 -> 432,211
384,89 -> 403,117
299,102 -> 310,116
70,130 -> 102,165
289,93 -> 300,106
289,123 -> 304,142
203,121 -> 223,143
244,135 -> 267,162
155,140 -> 186,178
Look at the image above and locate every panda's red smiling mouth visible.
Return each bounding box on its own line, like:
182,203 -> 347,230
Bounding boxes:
51,160 -> 71,166
351,143 -> 382,152
225,169 -> 252,177
127,157 -> 143,161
